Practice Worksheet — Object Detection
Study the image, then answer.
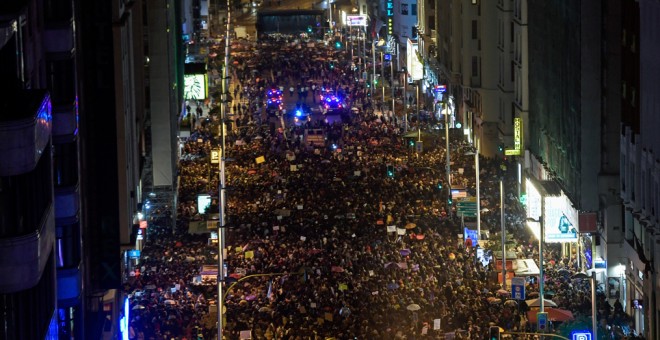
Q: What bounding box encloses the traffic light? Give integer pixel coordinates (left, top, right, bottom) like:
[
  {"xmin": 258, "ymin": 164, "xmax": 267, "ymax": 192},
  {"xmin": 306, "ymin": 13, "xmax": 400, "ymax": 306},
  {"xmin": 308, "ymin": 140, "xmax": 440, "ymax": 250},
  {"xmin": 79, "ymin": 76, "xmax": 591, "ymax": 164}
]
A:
[
  {"xmin": 408, "ymin": 139, "xmax": 415, "ymax": 147},
  {"xmin": 437, "ymin": 183, "xmax": 442, "ymax": 189},
  {"xmin": 334, "ymin": 40, "xmax": 342, "ymax": 49},
  {"xmin": 386, "ymin": 164, "xmax": 395, "ymax": 178},
  {"xmin": 498, "ymin": 144, "xmax": 504, "ymax": 153},
  {"xmin": 329, "ymin": 62, "xmax": 334, "ymax": 70},
  {"xmin": 307, "ymin": 25, "xmax": 313, "ymax": 33},
  {"xmin": 448, "ymin": 197, "xmax": 453, "ymax": 205},
  {"xmin": 489, "ymin": 326, "xmax": 501, "ymax": 340}
]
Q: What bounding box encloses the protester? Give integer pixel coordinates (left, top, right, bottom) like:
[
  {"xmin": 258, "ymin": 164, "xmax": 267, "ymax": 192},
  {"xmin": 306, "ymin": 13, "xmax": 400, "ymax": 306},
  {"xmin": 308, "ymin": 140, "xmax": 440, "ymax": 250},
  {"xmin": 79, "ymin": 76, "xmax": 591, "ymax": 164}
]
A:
[{"xmin": 124, "ymin": 33, "xmax": 639, "ymax": 340}]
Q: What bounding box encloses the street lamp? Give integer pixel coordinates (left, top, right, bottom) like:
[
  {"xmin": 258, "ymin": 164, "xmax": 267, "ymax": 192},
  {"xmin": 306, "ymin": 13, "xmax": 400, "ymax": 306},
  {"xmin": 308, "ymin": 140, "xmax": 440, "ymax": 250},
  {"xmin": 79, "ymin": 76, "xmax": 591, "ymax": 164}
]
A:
[
  {"xmin": 441, "ymin": 101, "xmax": 452, "ymax": 216},
  {"xmin": 217, "ymin": 1, "xmax": 232, "ymax": 339},
  {"xmin": 573, "ymin": 271, "xmax": 597, "ymax": 339}
]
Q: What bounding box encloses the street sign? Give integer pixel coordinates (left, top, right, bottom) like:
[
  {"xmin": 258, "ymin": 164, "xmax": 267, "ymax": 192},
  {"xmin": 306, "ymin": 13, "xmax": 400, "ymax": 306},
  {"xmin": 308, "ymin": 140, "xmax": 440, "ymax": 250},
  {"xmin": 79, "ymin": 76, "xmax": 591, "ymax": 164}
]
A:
[
  {"xmin": 537, "ymin": 312, "xmax": 548, "ymax": 331},
  {"xmin": 457, "ymin": 211, "xmax": 477, "ymax": 217},
  {"xmin": 415, "ymin": 141, "xmax": 423, "ymax": 153},
  {"xmin": 211, "ymin": 149, "xmax": 220, "ymax": 164},
  {"xmin": 511, "ymin": 277, "xmax": 525, "ymax": 300},
  {"xmin": 571, "ymin": 332, "xmax": 592, "ymax": 340},
  {"xmin": 457, "ymin": 197, "xmax": 477, "ymax": 217}
]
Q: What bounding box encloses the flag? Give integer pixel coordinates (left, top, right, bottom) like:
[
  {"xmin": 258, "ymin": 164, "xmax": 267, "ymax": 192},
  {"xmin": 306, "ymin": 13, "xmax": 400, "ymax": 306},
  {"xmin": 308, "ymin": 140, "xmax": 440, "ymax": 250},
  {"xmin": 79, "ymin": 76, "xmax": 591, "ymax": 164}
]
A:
[{"xmin": 256, "ymin": 156, "xmax": 265, "ymax": 164}]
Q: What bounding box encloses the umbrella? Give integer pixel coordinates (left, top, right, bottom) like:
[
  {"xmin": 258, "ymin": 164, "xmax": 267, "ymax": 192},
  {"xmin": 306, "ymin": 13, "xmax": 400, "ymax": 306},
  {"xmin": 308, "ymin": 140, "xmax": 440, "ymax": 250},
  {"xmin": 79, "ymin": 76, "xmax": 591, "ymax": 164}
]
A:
[
  {"xmin": 245, "ymin": 295, "xmax": 257, "ymax": 301},
  {"xmin": 387, "ymin": 282, "xmax": 400, "ymax": 290},
  {"xmin": 399, "ymin": 249, "xmax": 411, "ymax": 256},
  {"xmin": 132, "ymin": 305, "xmax": 146, "ymax": 310},
  {"xmin": 496, "ymin": 289, "xmax": 510, "ymax": 297},
  {"xmin": 527, "ymin": 291, "xmax": 540, "ymax": 298},
  {"xmin": 525, "ymin": 298, "xmax": 558, "ymax": 308},
  {"xmin": 527, "ymin": 308, "xmax": 574, "ymax": 322},
  {"xmin": 259, "ymin": 306, "xmax": 272, "ymax": 312},
  {"xmin": 487, "ymin": 297, "xmax": 502, "ymax": 304},
  {"xmin": 164, "ymin": 300, "xmax": 177, "ymax": 305},
  {"xmin": 504, "ymin": 300, "xmax": 518, "ymax": 307},
  {"xmin": 405, "ymin": 223, "xmax": 417, "ymax": 229},
  {"xmin": 331, "ymin": 266, "xmax": 345, "ymax": 273},
  {"xmin": 557, "ymin": 268, "xmax": 570, "ymax": 276},
  {"xmin": 406, "ymin": 303, "xmax": 421, "ymax": 311}
]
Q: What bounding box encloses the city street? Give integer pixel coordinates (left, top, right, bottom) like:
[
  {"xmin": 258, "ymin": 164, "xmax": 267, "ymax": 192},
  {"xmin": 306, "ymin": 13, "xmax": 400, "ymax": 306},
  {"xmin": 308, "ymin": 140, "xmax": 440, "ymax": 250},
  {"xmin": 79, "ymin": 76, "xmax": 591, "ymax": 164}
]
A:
[{"xmin": 125, "ymin": 25, "xmax": 602, "ymax": 340}]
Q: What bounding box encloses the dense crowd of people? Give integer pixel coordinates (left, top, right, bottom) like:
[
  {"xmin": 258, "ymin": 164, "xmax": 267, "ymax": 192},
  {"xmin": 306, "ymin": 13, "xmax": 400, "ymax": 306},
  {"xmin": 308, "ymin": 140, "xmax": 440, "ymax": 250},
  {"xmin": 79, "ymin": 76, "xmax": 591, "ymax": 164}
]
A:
[{"xmin": 124, "ymin": 33, "xmax": 642, "ymax": 340}]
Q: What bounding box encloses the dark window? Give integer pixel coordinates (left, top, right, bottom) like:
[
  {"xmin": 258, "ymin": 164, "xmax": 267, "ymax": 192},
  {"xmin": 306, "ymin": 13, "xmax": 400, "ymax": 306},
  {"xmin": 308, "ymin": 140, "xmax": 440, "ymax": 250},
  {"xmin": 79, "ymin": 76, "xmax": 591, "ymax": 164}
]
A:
[
  {"xmin": 411, "ymin": 4, "xmax": 417, "ymax": 14},
  {"xmin": 53, "ymin": 141, "xmax": 79, "ymax": 187},
  {"xmin": 472, "ymin": 20, "xmax": 478, "ymax": 39},
  {"xmin": 56, "ymin": 222, "xmax": 81, "ymax": 268},
  {"xmin": 401, "ymin": 4, "xmax": 409, "ymax": 15},
  {"xmin": 472, "ymin": 56, "xmax": 479, "ymax": 77}
]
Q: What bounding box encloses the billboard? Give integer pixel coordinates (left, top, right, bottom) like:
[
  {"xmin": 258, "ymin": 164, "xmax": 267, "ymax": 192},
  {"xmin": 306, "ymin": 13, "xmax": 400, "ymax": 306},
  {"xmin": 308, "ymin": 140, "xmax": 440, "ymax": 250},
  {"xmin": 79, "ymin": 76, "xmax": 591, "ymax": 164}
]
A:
[
  {"xmin": 184, "ymin": 73, "xmax": 208, "ymax": 100},
  {"xmin": 525, "ymin": 178, "xmax": 542, "ymax": 220},
  {"xmin": 525, "ymin": 178, "xmax": 578, "ymax": 243},
  {"xmin": 544, "ymin": 195, "xmax": 578, "ymax": 242},
  {"xmin": 346, "ymin": 15, "xmax": 367, "ymax": 26},
  {"xmin": 406, "ymin": 39, "xmax": 423, "ymax": 81}
]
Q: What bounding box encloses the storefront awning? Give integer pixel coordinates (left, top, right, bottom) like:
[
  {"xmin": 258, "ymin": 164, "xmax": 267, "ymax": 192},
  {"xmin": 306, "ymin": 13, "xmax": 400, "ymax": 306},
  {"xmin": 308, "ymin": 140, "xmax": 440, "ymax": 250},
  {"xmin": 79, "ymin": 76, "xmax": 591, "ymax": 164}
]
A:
[{"xmin": 515, "ymin": 259, "xmax": 540, "ymax": 276}]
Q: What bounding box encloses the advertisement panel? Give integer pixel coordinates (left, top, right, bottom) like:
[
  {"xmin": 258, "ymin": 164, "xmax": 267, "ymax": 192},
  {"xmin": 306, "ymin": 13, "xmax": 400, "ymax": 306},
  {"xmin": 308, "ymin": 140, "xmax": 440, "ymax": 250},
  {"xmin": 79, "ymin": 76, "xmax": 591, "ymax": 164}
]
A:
[
  {"xmin": 346, "ymin": 15, "xmax": 367, "ymax": 26},
  {"xmin": 406, "ymin": 39, "xmax": 423, "ymax": 81},
  {"xmin": 543, "ymin": 194, "xmax": 578, "ymax": 243},
  {"xmin": 184, "ymin": 73, "xmax": 208, "ymax": 100},
  {"xmin": 525, "ymin": 178, "xmax": 542, "ymax": 220}
]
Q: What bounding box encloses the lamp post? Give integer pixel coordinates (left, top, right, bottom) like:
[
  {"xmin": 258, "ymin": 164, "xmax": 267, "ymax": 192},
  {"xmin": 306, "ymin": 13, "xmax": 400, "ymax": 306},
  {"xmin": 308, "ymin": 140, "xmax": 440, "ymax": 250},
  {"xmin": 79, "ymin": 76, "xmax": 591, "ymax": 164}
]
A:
[
  {"xmin": 573, "ymin": 271, "xmax": 597, "ymax": 339},
  {"xmin": 500, "ymin": 179, "xmax": 505, "ymax": 289},
  {"xmin": 442, "ymin": 101, "xmax": 451, "ymax": 216},
  {"xmin": 381, "ymin": 51, "xmax": 385, "ymax": 103},
  {"xmin": 217, "ymin": 0, "xmax": 232, "ymax": 338},
  {"xmin": 390, "ymin": 49, "xmax": 395, "ymax": 121}
]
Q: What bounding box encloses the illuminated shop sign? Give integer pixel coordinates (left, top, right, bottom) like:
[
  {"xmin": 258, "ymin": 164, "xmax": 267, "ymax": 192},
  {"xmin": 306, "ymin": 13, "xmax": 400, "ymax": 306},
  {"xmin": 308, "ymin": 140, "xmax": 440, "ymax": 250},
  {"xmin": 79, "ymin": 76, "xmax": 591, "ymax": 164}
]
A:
[
  {"xmin": 387, "ymin": 0, "xmax": 394, "ymax": 35},
  {"xmin": 526, "ymin": 178, "xmax": 579, "ymax": 243},
  {"xmin": 346, "ymin": 15, "xmax": 367, "ymax": 26},
  {"xmin": 544, "ymin": 196, "xmax": 578, "ymax": 242},
  {"xmin": 505, "ymin": 117, "xmax": 523, "ymax": 156},
  {"xmin": 525, "ymin": 178, "xmax": 542, "ymax": 221}
]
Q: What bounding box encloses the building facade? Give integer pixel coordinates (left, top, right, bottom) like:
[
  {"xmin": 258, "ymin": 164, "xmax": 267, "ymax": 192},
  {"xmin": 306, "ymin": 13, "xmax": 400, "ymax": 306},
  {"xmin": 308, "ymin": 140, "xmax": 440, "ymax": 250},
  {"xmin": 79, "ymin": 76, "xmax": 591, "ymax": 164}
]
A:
[
  {"xmin": 0, "ymin": 0, "xmax": 178, "ymax": 338},
  {"xmin": 620, "ymin": 0, "xmax": 660, "ymax": 338}
]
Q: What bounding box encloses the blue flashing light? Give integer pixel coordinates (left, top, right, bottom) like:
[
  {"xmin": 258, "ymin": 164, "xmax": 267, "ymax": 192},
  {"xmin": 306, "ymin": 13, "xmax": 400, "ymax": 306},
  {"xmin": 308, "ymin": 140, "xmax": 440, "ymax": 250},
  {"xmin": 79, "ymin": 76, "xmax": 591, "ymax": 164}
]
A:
[
  {"xmin": 332, "ymin": 144, "xmax": 337, "ymax": 150},
  {"xmin": 296, "ymin": 110, "xmax": 302, "ymax": 117}
]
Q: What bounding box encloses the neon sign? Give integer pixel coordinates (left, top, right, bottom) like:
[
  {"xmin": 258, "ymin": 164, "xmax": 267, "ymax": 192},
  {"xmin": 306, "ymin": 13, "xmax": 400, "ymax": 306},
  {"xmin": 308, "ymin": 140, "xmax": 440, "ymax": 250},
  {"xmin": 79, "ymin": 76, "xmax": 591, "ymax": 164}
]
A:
[{"xmin": 387, "ymin": 0, "xmax": 394, "ymax": 35}]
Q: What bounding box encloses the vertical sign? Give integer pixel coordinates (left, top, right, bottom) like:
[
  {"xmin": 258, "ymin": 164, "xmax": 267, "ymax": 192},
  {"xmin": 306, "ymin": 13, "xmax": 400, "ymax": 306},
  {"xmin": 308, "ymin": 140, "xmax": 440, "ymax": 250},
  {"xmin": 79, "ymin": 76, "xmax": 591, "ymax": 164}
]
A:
[
  {"xmin": 511, "ymin": 277, "xmax": 526, "ymax": 300},
  {"xmin": 505, "ymin": 117, "xmax": 523, "ymax": 155},
  {"xmin": 387, "ymin": 0, "xmax": 394, "ymax": 35},
  {"xmin": 514, "ymin": 117, "xmax": 522, "ymax": 151}
]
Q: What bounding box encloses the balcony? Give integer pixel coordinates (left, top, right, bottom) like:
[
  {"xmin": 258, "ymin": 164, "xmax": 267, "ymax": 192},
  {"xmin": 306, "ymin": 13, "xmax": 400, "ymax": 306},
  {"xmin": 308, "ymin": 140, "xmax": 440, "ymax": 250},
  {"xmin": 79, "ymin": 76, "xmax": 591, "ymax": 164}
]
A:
[
  {"xmin": 52, "ymin": 103, "xmax": 78, "ymax": 138},
  {"xmin": 55, "ymin": 184, "xmax": 80, "ymax": 219},
  {"xmin": 0, "ymin": 204, "xmax": 55, "ymax": 294},
  {"xmin": 57, "ymin": 264, "xmax": 82, "ymax": 307},
  {"xmin": 0, "ymin": 91, "xmax": 51, "ymax": 177},
  {"xmin": 43, "ymin": 20, "xmax": 74, "ymax": 55}
]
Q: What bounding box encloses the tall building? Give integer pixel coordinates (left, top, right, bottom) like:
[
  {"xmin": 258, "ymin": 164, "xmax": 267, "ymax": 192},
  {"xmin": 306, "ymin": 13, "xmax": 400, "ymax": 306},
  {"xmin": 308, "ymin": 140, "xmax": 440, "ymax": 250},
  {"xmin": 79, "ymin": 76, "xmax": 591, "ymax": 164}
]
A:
[
  {"xmin": 620, "ymin": 0, "xmax": 659, "ymax": 338},
  {"xmin": 2, "ymin": 0, "xmax": 183, "ymax": 338},
  {"xmin": 0, "ymin": 89, "xmax": 58, "ymax": 339}
]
